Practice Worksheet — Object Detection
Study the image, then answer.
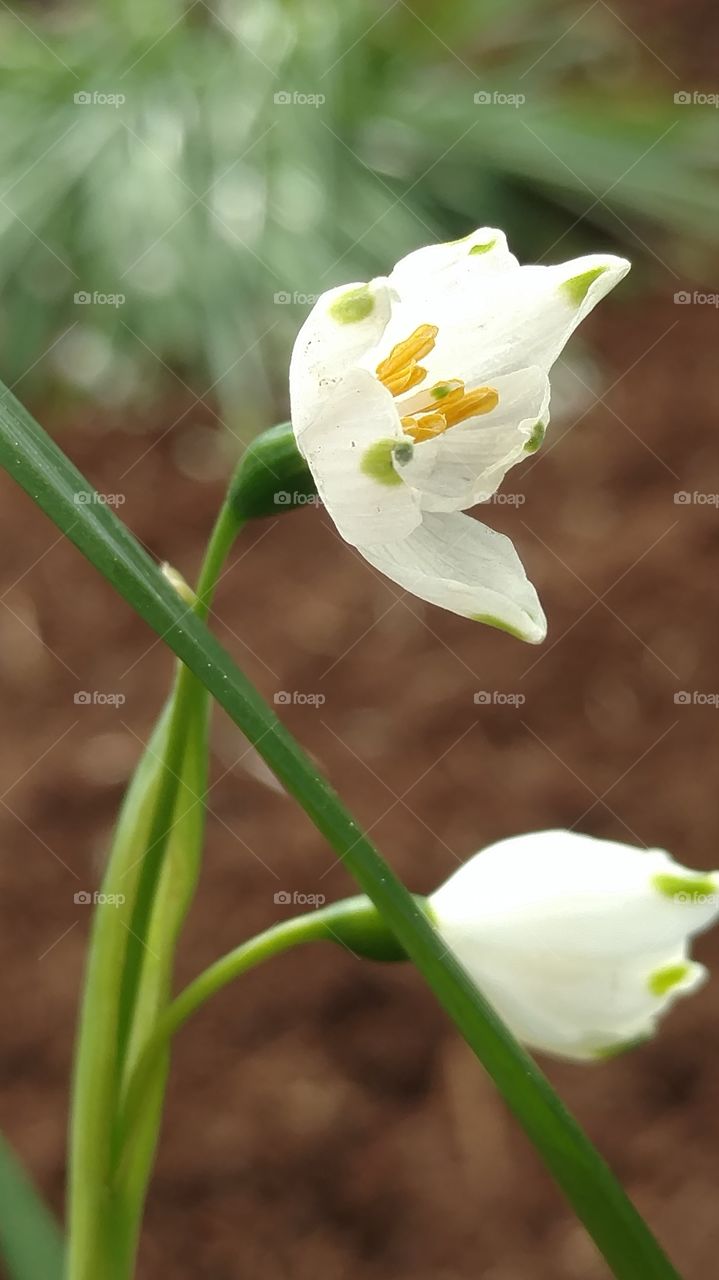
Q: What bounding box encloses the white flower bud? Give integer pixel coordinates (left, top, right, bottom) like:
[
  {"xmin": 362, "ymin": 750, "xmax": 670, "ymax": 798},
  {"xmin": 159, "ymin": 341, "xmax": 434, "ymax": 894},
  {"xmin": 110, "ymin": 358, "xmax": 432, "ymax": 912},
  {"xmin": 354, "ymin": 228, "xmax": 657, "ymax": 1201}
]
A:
[{"xmin": 429, "ymin": 830, "xmax": 719, "ymax": 1062}]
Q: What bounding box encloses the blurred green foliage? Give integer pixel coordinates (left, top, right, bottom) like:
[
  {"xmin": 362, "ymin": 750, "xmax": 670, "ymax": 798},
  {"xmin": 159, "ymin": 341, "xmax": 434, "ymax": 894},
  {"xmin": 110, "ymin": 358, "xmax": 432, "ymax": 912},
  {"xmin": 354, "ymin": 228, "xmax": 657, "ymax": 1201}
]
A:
[{"xmin": 0, "ymin": 0, "xmax": 716, "ymax": 428}]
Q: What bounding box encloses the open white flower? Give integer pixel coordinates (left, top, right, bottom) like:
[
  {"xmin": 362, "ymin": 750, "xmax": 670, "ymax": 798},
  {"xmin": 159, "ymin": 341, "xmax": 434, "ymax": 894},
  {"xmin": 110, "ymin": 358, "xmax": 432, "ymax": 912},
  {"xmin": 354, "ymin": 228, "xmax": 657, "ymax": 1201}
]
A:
[
  {"xmin": 429, "ymin": 829, "xmax": 719, "ymax": 1062},
  {"xmin": 290, "ymin": 229, "xmax": 630, "ymax": 643}
]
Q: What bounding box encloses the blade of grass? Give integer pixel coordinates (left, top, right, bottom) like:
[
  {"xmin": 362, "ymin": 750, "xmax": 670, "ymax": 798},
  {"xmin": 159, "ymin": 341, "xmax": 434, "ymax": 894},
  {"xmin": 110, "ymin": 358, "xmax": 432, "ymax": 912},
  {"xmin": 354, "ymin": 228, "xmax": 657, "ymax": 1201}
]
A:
[
  {"xmin": 0, "ymin": 1134, "xmax": 64, "ymax": 1280},
  {"xmin": 0, "ymin": 382, "xmax": 682, "ymax": 1280}
]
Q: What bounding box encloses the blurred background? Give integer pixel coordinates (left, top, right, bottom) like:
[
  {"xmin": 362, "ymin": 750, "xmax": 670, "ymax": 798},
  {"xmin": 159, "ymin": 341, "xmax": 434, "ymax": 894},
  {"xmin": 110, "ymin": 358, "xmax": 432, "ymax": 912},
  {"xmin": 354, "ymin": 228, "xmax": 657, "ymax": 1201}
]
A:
[{"xmin": 1, "ymin": 0, "xmax": 718, "ymax": 1276}]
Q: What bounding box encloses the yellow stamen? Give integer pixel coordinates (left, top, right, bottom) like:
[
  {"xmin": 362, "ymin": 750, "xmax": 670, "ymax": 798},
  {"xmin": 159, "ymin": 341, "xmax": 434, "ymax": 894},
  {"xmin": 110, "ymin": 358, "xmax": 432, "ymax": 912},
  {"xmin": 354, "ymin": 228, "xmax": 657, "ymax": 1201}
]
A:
[
  {"xmin": 442, "ymin": 385, "xmax": 499, "ymax": 426},
  {"xmin": 382, "ymin": 361, "xmax": 427, "ymax": 397},
  {"xmin": 375, "ymin": 322, "xmax": 498, "ymax": 444},
  {"xmin": 401, "ymin": 411, "xmax": 448, "ymax": 443},
  {"xmin": 376, "ymin": 324, "xmax": 438, "ymax": 389},
  {"xmin": 402, "ymin": 386, "xmax": 498, "ymax": 443}
]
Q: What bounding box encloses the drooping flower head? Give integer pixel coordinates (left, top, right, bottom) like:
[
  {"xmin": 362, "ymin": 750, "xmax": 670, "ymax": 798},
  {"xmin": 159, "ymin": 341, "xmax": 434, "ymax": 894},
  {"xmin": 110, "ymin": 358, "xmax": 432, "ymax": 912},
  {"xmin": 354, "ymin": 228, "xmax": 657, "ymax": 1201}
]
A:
[
  {"xmin": 430, "ymin": 829, "xmax": 719, "ymax": 1061},
  {"xmin": 290, "ymin": 230, "xmax": 630, "ymax": 643}
]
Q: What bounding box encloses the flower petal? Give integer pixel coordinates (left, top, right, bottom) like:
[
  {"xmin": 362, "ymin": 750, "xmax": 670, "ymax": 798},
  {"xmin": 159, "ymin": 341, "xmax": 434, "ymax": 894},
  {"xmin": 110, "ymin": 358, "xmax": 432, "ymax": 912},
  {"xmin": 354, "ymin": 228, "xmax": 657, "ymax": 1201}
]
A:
[
  {"xmin": 290, "ymin": 278, "xmax": 393, "ymax": 437},
  {"xmin": 378, "ymin": 251, "xmax": 630, "ymax": 390},
  {"xmin": 431, "ymin": 830, "xmax": 719, "ymax": 959},
  {"xmin": 396, "ymin": 366, "xmax": 551, "ymax": 512},
  {"xmin": 294, "ymin": 368, "xmax": 422, "ymax": 547},
  {"xmin": 448, "ymin": 947, "xmax": 707, "ymax": 1062},
  {"xmin": 359, "ymin": 511, "xmax": 546, "ymax": 642},
  {"xmin": 388, "ymin": 226, "xmax": 518, "ymax": 308}
]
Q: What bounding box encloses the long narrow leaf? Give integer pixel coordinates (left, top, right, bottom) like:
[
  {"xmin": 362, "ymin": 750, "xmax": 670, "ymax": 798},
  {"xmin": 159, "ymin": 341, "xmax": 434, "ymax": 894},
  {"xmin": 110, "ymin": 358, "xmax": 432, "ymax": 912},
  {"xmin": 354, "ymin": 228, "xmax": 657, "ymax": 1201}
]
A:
[
  {"xmin": 0, "ymin": 1134, "xmax": 64, "ymax": 1280},
  {"xmin": 0, "ymin": 383, "xmax": 681, "ymax": 1280}
]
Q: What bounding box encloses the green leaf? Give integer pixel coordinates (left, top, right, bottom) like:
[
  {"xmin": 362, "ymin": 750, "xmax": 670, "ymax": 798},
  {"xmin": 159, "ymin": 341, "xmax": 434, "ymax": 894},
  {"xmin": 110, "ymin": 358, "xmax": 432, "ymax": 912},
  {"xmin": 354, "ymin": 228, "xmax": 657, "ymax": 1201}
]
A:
[
  {"xmin": 0, "ymin": 1134, "xmax": 64, "ymax": 1280},
  {"xmin": 0, "ymin": 383, "xmax": 682, "ymax": 1280}
]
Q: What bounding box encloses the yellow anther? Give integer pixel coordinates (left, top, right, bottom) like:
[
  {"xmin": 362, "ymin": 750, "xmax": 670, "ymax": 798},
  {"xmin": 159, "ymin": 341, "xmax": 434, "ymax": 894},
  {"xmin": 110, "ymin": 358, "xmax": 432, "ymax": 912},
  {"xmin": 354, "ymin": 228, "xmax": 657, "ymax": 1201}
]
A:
[
  {"xmin": 401, "ymin": 411, "xmax": 448, "ymax": 443},
  {"xmin": 402, "ymin": 386, "xmax": 498, "ymax": 443},
  {"xmin": 442, "ymin": 386, "xmax": 498, "ymax": 426},
  {"xmin": 382, "ymin": 361, "xmax": 428, "ymax": 397},
  {"xmin": 376, "ymin": 324, "xmax": 438, "ymax": 390},
  {"xmin": 375, "ymin": 322, "xmax": 498, "ymax": 443}
]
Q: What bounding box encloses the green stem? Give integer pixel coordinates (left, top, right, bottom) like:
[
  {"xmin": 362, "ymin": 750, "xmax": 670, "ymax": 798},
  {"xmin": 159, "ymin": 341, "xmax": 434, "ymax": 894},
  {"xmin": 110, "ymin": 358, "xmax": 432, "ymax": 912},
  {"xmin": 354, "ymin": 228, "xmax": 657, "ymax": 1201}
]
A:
[
  {"xmin": 193, "ymin": 498, "xmax": 244, "ymax": 624},
  {"xmin": 121, "ymin": 913, "xmax": 328, "ymax": 1159},
  {"xmin": 117, "ymin": 894, "xmax": 409, "ymax": 1161},
  {"xmin": 67, "ymin": 498, "xmax": 242, "ymax": 1280},
  {"xmin": 114, "ymin": 500, "xmax": 243, "ymax": 1072}
]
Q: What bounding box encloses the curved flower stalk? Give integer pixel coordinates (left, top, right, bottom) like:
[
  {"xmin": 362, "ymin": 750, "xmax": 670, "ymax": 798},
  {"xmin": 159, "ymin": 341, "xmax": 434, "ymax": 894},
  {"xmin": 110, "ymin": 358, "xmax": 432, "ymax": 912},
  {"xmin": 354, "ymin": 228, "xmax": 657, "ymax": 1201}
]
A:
[
  {"xmin": 290, "ymin": 229, "xmax": 630, "ymax": 643},
  {"xmin": 430, "ymin": 830, "xmax": 719, "ymax": 1062}
]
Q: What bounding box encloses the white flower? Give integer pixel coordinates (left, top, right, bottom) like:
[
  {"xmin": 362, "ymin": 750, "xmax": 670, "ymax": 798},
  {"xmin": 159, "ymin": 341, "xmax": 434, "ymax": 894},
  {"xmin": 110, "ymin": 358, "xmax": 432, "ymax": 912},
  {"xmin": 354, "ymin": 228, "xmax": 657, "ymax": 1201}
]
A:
[
  {"xmin": 429, "ymin": 829, "xmax": 719, "ymax": 1062},
  {"xmin": 289, "ymin": 229, "xmax": 630, "ymax": 643}
]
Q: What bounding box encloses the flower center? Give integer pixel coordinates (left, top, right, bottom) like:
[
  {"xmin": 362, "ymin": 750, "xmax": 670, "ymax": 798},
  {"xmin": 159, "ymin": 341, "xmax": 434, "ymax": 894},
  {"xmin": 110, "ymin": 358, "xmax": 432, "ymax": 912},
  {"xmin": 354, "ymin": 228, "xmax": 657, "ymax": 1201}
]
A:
[{"xmin": 375, "ymin": 324, "xmax": 498, "ymax": 444}]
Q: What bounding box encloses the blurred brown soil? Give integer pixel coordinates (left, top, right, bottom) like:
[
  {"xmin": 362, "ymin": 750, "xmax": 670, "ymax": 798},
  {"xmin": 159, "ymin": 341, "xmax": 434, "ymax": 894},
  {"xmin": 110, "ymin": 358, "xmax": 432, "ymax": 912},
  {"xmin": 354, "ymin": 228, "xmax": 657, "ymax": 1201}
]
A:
[{"xmin": 1, "ymin": 291, "xmax": 719, "ymax": 1280}]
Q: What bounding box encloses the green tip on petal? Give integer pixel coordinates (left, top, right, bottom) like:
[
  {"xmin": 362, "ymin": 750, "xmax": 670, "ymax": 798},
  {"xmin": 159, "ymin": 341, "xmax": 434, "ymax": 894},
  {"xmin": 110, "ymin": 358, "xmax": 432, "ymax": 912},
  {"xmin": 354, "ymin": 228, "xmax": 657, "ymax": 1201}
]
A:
[
  {"xmin": 648, "ymin": 963, "xmax": 690, "ymax": 997},
  {"xmin": 652, "ymin": 873, "xmax": 717, "ymax": 903},
  {"xmin": 468, "ymin": 239, "xmax": 496, "ymax": 256},
  {"xmin": 360, "ymin": 439, "xmax": 405, "ymax": 486},
  {"xmin": 470, "ymin": 613, "xmax": 529, "ymax": 642},
  {"xmin": 593, "ymin": 1035, "xmax": 650, "ymax": 1062},
  {"xmin": 524, "ymin": 421, "xmax": 546, "ymax": 453},
  {"xmin": 431, "ymin": 383, "xmax": 453, "ymax": 400},
  {"xmin": 561, "ymin": 265, "xmax": 608, "ymax": 307},
  {"xmin": 329, "ymin": 284, "xmax": 375, "ymax": 324}
]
